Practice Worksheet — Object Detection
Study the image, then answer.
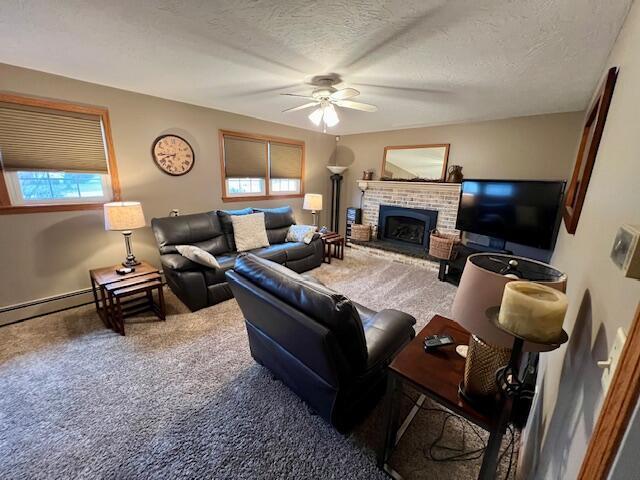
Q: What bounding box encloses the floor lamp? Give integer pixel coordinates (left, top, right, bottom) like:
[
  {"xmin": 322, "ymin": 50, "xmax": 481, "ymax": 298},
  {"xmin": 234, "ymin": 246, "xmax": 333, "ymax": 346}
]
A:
[{"xmin": 327, "ymin": 166, "xmax": 347, "ymax": 232}]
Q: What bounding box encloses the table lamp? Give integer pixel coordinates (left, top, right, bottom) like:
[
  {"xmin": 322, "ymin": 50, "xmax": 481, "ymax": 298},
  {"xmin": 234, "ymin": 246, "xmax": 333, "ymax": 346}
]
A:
[
  {"xmin": 303, "ymin": 193, "xmax": 323, "ymax": 226},
  {"xmin": 104, "ymin": 201, "xmax": 145, "ymax": 267},
  {"xmin": 451, "ymin": 253, "xmax": 566, "ymax": 403}
]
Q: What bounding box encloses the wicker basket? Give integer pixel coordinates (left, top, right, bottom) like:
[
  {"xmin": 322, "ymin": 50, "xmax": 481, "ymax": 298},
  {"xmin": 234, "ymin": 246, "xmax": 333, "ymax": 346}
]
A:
[
  {"xmin": 429, "ymin": 230, "xmax": 461, "ymax": 260},
  {"xmin": 351, "ymin": 224, "xmax": 371, "ymax": 242}
]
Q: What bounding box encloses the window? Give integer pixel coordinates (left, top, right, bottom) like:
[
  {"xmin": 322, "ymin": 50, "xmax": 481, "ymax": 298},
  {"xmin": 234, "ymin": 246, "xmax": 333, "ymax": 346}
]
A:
[
  {"xmin": 220, "ymin": 130, "xmax": 304, "ymax": 201},
  {"xmin": 270, "ymin": 178, "xmax": 301, "ymax": 194},
  {"xmin": 0, "ymin": 93, "xmax": 120, "ymax": 214},
  {"xmin": 226, "ymin": 177, "xmax": 265, "ymax": 196},
  {"xmin": 5, "ymin": 171, "xmax": 111, "ymax": 205}
]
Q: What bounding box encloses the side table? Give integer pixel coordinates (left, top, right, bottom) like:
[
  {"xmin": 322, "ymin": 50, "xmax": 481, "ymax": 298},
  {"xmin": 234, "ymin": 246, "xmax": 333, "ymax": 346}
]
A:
[
  {"xmin": 320, "ymin": 232, "xmax": 345, "ymax": 264},
  {"xmin": 89, "ymin": 261, "xmax": 166, "ymax": 335},
  {"xmin": 378, "ymin": 315, "xmax": 508, "ymax": 480}
]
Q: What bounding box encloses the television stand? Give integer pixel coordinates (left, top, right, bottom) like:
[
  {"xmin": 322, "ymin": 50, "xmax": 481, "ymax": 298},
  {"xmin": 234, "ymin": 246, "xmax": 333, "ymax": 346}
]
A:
[{"xmin": 438, "ymin": 243, "xmax": 512, "ymax": 285}]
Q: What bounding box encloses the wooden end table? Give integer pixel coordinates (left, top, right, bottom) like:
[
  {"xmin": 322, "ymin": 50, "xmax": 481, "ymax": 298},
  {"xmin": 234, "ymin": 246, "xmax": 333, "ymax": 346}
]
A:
[
  {"xmin": 378, "ymin": 315, "xmax": 508, "ymax": 480},
  {"xmin": 321, "ymin": 232, "xmax": 345, "ymax": 264},
  {"xmin": 89, "ymin": 261, "xmax": 166, "ymax": 336}
]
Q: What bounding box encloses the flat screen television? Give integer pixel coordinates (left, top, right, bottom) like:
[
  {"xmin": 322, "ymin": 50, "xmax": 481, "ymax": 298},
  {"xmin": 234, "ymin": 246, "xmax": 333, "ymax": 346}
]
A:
[{"xmin": 456, "ymin": 180, "xmax": 565, "ymax": 250}]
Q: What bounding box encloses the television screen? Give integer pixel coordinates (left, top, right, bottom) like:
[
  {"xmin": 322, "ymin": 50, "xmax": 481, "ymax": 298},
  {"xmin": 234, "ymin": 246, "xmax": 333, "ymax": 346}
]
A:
[{"xmin": 456, "ymin": 180, "xmax": 565, "ymax": 249}]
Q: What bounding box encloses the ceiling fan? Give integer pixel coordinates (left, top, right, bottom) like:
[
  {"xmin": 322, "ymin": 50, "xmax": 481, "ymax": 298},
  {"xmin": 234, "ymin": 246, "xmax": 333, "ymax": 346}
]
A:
[{"xmin": 281, "ymin": 75, "xmax": 377, "ymax": 131}]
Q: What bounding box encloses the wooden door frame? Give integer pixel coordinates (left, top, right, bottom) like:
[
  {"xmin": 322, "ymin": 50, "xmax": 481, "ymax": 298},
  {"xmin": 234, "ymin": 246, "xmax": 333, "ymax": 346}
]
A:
[{"xmin": 578, "ymin": 303, "xmax": 640, "ymax": 479}]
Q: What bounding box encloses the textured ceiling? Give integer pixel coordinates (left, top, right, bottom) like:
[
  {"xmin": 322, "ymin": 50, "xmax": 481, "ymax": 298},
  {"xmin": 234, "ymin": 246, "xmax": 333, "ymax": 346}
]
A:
[{"xmin": 0, "ymin": 0, "xmax": 632, "ymax": 134}]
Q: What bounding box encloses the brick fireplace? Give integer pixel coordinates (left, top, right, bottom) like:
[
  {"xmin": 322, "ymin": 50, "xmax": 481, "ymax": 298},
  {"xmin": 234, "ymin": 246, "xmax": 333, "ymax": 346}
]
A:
[
  {"xmin": 352, "ymin": 180, "xmax": 461, "ymax": 267},
  {"xmin": 358, "ymin": 180, "xmax": 461, "ymax": 236}
]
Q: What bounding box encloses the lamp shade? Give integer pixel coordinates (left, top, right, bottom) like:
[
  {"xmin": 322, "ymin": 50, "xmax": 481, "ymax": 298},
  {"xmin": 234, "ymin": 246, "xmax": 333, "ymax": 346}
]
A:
[
  {"xmin": 303, "ymin": 193, "xmax": 323, "ymax": 211},
  {"xmin": 451, "ymin": 253, "xmax": 566, "ymax": 352},
  {"xmin": 104, "ymin": 202, "xmax": 145, "ymax": 231}
]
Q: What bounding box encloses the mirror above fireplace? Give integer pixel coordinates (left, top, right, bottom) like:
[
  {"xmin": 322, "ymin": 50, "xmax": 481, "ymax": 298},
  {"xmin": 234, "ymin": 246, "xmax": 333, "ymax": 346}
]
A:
[{"xmin": 381, "ymin": 144, "xmax": 450, "ymax": 182}]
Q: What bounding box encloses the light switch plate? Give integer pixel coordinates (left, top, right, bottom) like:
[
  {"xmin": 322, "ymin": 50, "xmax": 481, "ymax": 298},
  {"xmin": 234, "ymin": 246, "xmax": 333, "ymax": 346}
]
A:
[{"xmin": 601, "ymin": 327, "xmax": 627, "ymax": 391}]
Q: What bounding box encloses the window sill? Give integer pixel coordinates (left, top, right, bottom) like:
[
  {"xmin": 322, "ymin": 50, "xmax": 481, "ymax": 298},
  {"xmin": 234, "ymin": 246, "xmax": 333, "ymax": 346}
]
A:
[
  {"xmin": 0, "ymin": 202, "xmax": 105, "ymax": 214},
  {"xmin": 222, "ymin": 193, "xmax": 304, "ymax": 203}
]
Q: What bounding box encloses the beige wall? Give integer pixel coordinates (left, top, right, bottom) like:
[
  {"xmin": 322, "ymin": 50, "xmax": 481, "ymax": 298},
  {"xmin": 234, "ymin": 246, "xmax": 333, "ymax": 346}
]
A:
[
  {"xmin": 336, "ymin": 112, "xmax": 584, "ymax": 233},
  {"xmin": 521, "ymin": 3, "xmax": 640, "ymax": 478},
  {"xmin": 0, "ymin": 63, "xmax": 335, "ymax": 311}
]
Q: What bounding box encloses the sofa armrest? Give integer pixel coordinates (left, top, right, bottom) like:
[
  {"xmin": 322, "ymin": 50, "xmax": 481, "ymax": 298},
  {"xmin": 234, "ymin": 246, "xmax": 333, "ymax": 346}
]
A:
[
  {"xmin": 301, "ymin": 273, "xmax": 324, "ymax": 285},
  {"xmin": 160, "ymin": 253, "xmax": 199, "ymax": 272},
  {"xmin": 364, "ymin": 309, "xmax": 416, "ymax": 371}
]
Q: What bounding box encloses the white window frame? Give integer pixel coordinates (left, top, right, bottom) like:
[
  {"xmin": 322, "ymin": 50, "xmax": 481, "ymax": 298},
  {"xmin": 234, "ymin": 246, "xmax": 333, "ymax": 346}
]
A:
[
  {"xmin": 225, "ymin": 177, "xmax": 266, "ymax": 197},
  {"xmin": 270, "ymin": 178, "xmax": 301, "ymax": 195},
  {"xmin": 5, "ymin": 170, "xmax": 112, "ymax": 205}
]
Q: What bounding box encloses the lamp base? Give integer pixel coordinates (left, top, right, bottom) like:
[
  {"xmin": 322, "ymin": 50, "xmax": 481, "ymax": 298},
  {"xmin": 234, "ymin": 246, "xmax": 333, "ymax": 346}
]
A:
[
  {"xmin": 460, "ymin": 335, "xmax": 511, "ymax": 404},
  {"xmin": 121, "ymin": 231, "xmax": 141, "ymax": 268}
]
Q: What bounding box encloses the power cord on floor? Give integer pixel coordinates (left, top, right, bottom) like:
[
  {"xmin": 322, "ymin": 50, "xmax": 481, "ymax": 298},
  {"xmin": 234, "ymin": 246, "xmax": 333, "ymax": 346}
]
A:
[{"xmin": 401, "ymin": 391, "xmax": 517, "ymax": 479}]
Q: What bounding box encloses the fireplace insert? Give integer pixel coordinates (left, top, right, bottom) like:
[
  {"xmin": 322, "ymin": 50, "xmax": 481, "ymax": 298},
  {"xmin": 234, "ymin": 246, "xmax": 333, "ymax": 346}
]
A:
[{"xmin": 378, "ymin": 205, "xmax": 438, "ymax": 251}]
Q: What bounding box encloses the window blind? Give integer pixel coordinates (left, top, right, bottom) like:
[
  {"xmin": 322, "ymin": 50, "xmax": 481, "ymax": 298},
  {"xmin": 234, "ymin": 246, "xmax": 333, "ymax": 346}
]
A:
[
  {"xmin": 270, "ymin": 142, "xmax": 302, "ymax": 179},
  {"xmin": 0, "ymin": 106, "xmax": 108, "ymax": 173},
  {"xmin": 223, "ymin": 135, "xmax": 267, "ymax": 178}
]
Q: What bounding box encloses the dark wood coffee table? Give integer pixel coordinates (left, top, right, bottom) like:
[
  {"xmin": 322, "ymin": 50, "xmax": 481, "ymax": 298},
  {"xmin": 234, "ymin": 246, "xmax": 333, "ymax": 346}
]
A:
[{"xmin": 378, "ymin": 315, "xmax": 507, "ymax": 480}]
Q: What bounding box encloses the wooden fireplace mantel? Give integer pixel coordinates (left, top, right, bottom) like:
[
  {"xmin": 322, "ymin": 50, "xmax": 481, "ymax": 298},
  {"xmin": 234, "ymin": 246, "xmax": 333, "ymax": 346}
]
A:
[{"xmin": 357, "ymin": 180, "xmax": 462, "ymax": 191}]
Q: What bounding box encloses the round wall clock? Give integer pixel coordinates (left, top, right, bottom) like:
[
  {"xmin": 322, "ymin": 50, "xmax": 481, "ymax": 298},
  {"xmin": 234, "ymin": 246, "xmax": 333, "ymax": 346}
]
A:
[{"xmin": 151, "ymin": 134, "xmax": 195, "ymax": 176}]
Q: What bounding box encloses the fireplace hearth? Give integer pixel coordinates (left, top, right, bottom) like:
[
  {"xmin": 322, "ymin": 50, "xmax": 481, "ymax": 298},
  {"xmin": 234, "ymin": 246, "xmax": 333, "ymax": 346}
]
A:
[{"xmin": 377, "ymin": 205, "xmax": 438, "ymax": 252}]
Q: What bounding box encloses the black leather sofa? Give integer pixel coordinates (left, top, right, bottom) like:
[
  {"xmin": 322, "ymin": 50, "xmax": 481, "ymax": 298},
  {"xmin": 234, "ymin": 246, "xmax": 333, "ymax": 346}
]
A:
[
  {"xmin": 151, "ymin": 206, "xmax": 323, "ymax": 311},
  {"xmin": 226, "ymin": 253, "xmax": 417, "ymax": 431}
]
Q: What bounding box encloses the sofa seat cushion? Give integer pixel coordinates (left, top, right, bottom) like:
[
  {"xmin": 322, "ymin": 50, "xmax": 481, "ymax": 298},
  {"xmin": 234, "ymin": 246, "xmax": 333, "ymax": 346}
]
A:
[
  {"xmin": 281, "ymin": 241, "xmax": 316, "ymax": 262},
  {"xmin": 203, "ymin": 253, "xmax": 237, "ymax": 285},
  {"xmin": 247, "ymin": 244, "xmax": 288, "ymax": 264}
]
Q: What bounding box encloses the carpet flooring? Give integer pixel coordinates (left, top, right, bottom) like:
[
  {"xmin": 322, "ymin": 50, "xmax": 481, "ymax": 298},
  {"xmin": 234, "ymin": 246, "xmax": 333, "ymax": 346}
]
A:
[{"xmin": 0, "ymin": 251, "xmax": 517, "ymax": 479}]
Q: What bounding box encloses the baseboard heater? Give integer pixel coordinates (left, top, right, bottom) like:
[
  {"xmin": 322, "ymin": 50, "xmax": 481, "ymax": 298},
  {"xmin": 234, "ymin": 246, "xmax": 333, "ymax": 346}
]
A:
[
  {"xmin": 0, "ymin": 288, "xmax": 95, "ymax": 327},
  {"xmin": 0, "ymin": 272, "xmax": 166, "ymax": 327}
]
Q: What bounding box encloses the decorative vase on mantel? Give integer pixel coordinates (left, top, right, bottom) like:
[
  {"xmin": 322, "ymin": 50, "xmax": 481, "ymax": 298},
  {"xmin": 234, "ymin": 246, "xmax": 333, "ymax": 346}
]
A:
[
  {"xmin": 447, "ymin": 165, "xmax": 463, "ymax": 183},
  {"xmin": 362, "ymin": 170, "xmax": 374, "ymax": 181}
]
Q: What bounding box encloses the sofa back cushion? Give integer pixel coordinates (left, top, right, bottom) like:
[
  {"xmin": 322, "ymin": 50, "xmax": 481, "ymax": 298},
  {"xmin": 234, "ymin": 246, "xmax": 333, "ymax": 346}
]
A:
[
  {"xmin": 151, "ymin": 212, "xmax": 229, "ymax": 255},
  {"xmin": 232, "ymin": 253, "xmax": 368, "ymax": 371},
  {"xmin": 254, "ymin": 206, "xmax": 296, "ymax": 244},
  {"xmin": 217, "ymin": 208, "xmax": 254, "ymax": 251}
]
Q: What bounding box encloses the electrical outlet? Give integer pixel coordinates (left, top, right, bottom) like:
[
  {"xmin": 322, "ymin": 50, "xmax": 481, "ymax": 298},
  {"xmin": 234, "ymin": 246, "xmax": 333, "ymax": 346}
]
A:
[{"xmin": 600, "ymin": 327, "xmax": 627, "ymax": 391}]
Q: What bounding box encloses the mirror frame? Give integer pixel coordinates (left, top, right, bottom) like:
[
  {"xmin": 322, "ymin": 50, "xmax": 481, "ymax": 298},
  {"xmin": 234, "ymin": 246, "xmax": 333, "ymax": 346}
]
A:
[
  {"xmin": 381, "ymin": 143, "xmax": 450, "ymax": 182},
  {"xmin": 563, "ymin": 66, "xmax": 617, "ymax": 234}
]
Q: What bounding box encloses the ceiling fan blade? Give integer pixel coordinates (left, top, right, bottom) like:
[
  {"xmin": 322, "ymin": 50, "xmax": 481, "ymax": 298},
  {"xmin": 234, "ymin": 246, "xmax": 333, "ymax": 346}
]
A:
[
  {"xmin": 282, "ymin": 102, "xmax": 319, "ymax": 113},
  {"xmin": 330, "ymin": 88, "xmax": 360, "ymax": 101},
  {"xmin": 280, "ymin": 93, "xmax": 315, "ymax": 99},
  {"xmin": 334, "ymin": 100, "xmax": 378, "ymax": 112}
]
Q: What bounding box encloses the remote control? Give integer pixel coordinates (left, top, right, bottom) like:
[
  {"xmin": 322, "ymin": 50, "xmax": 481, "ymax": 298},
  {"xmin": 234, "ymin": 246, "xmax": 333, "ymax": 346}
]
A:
[{"xmin": 423, "ymin": 334, "xmax": 455, "ymax": 352}]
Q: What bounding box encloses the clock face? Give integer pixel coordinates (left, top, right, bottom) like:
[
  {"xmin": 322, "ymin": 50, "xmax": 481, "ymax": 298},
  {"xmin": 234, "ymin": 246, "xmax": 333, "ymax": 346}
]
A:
[{"xmin": 152, "ymin": 135, "xmax": 195, "ymax": 176}]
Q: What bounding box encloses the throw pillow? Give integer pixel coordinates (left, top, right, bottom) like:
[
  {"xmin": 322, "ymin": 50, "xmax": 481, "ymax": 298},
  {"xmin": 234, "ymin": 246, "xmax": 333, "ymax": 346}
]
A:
[
  {"xmin": 286, "ymin": 224, "xmax": 317, "ymax": 245},
  {"xmin": 175, "ymin": 245, "xmax": 220, "ymax": 268},
  {"xmin": 231, "ymin": 212, "xmax": 270, "ymax": 252}
]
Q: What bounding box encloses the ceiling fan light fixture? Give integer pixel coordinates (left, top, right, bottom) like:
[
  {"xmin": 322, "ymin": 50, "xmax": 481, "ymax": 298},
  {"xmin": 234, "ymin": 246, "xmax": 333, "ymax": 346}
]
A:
[
  {"xmin": 309, "ymin": 107, "xmax": 323, "ymax": 126},
  {"xmin": 323, "ymin": 104, "xmax": 339, "ymax": 127}
]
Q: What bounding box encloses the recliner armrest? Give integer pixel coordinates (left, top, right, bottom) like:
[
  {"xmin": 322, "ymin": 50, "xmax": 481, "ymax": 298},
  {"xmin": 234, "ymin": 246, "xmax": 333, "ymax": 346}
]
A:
[
  {"xmin": 160, "ymin": 253, "xmax": 200, "ymax": 271},
  {"xmin": 364, "ymin": 309, "xmax": 416, "ymax": 371}
]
